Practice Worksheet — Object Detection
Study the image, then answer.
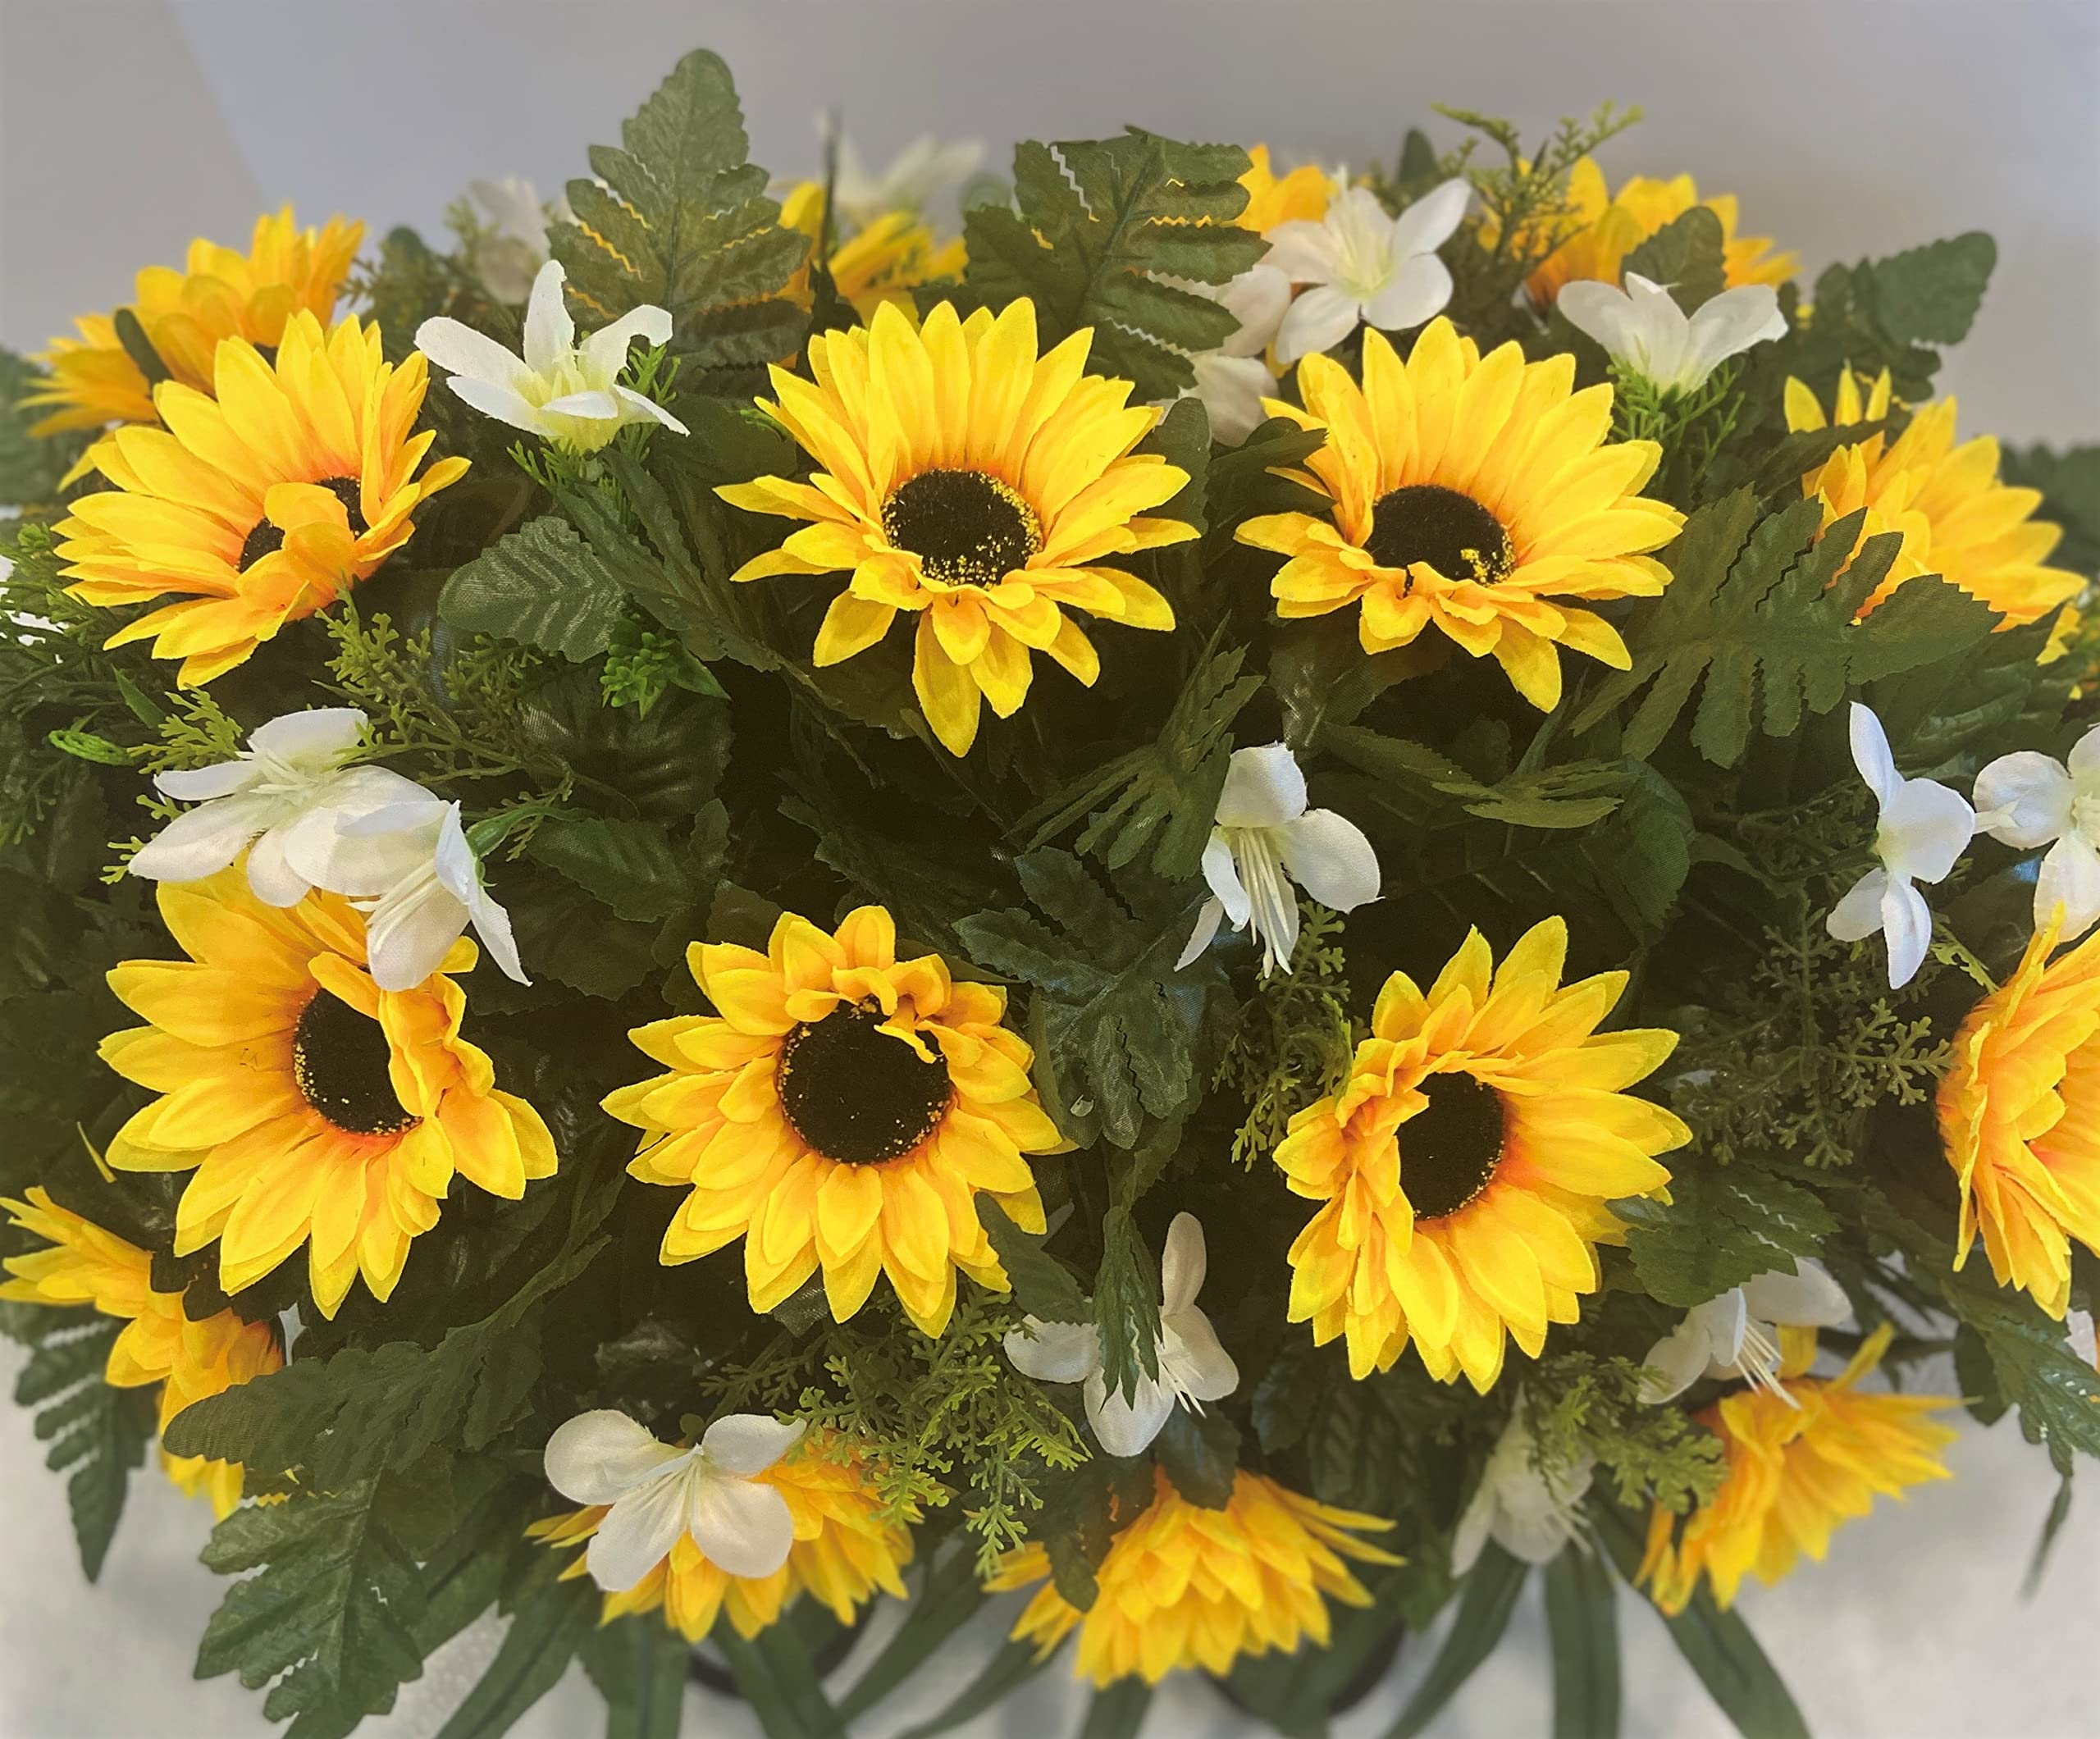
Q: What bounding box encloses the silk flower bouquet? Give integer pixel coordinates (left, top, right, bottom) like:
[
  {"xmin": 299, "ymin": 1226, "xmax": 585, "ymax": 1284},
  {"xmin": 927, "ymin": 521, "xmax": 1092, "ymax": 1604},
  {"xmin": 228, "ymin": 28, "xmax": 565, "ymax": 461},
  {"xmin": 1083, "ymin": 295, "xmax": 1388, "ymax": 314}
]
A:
[{"xmin": 2, "ymin": 42, "xmax": 2098, "ymax": 1739}]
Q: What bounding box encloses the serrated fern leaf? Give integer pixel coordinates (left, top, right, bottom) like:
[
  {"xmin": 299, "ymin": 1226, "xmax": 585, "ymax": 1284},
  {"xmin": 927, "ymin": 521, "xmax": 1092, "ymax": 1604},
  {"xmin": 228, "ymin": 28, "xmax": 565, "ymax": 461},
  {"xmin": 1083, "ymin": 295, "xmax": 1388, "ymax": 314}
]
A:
[{"xmin": 14, "ymin": 1312, "xmax": 152, "ymax": 1581}]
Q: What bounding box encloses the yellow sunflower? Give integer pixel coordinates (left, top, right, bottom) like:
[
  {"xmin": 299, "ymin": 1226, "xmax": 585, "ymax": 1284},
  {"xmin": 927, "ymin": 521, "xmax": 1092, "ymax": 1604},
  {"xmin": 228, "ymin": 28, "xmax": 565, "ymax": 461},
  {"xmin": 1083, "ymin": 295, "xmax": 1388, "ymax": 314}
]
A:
[
  {"xmin": 1786, "ymin": 367, "xmax": 2082, "ymax": 631},
  {"xmin": 718, "ymin": 299, "xmax": 1191, "ymax": 755},
  {"xmin": 24, "ymin": 208, "xmax": 365, "ymax": 436},
  {"xmin": 1639, "ymin": 1325, "xmax": 1956, "ymax": 1615},
  {"xmin": 54, "ymin": 311, "xmax": 468, "ymax": 686},
  {"xmin": 1236, "ymin": 319, "xmax": 1685, "ymax": 710},
  {"xmin": 987, "ymin": 1467, "xmax": 1399, "ymax": 1686},
  {"xmin": 530, "ymin": 1428, "xmax": 914, "ymax": 1641},
  {"xmin": 1938, "ymin": 915, "xmax": 2100, "ymax": 1317},
  {"xmin": 780, "ymin": 182, "xmax": 966, "ymax": 322},
  {"xmin": 2, "ymin": 1186, "xmax": 281, "ymax": 1517},
  {"xmin": 603, "ymin": 903, "xmax": 1063, "ymax": 1336},
  {"xmin": 98, "ymin": 866, "xmax": 555, "ymax": 1317},
  {"xmin": 1488, "ymin": 158, "xmax": 1798, "ymax": 308},
  {"xmin": 1239, "ymin": 144, "xmax": 1335, "ymax": 233},
  {"xmin": 1274, "ymin": 917, "xmax": 1688, "ymax": 1390}
]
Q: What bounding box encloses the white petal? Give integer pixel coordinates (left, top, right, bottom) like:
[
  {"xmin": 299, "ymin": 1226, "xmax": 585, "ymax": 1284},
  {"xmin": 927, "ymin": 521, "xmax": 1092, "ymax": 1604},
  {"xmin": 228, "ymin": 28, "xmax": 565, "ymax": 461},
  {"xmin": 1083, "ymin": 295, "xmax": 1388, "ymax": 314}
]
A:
[
  {"xmin": 1879, "ymin": 778, "xmax": 1974, "ymax": 883},
  {"xmin": 413, "ymin": 317, "xmax": 531, "ymax": 391},
  {"xmin": 610, "ymin": 385, "xmax": 688, "ymax": 435},
  {"xmin": 1974, "ymin": 751, "xmax": 2074, "ymax": 847},
  {"xmin": 1390, "ymin": 177, "xmax": 1471, "ymax": 257},
  {"xmin": 686, "ymin": 1473, "xmax": 797, "ymax": 1579},
  {"xmin": 1189, "ymin": 353, "xmax": 1275, "ymax": 445},
  {"xmin": 1004, "ymin": 1317, "xmax": 1102, "ymax": 1384},
  {"xmin": 1881, "ymin": 875, "xmax": 1933, "ymax": 989},
  {"xmin": 1219, "ymin": 265, "xmax": 1291, "ymax": 358},
  {"xmin": 699, "ymin": 1413, "xmax": 806, "ymax": 1477},
  {"xmin": 1201, "ymin": 835, "xmax": 1253, "ymax": 929},
  {"xmin": 587, "ymin": 1463, "xmax": 693, "ymax": 1592},
  {"xmin": 1849, "ymin": 702, "xmax": 1901, "ymax": 808},
  {"xmin": 1826, "ymin": 867, "xmax": 1891, "ymax": 942},
  {"xmin": 1618, "ymin": 276, "xmax": 1694, "ymax": 388},
  {"xmin": 1638, "ymin": 1321, "xmax": 1714, "ymax": 1404},
  {"xmin": 1216, "ymin": 743, "xmax": 1308, "ymax": 828},
  {"xmin": 153, "ymin": 760, "xmax": 260, "ymax": 801},
  {"xmin": 545, "ymin": 1409, "xmax": 684, "ymax": 1505},
  {"xmin": 1494, "ymin": 1503, "xmax": 1580, "ymax": 1567},
  {"xmin": 1693, "ymin": 1290, "xmax": 1749, "ymax": 1365},
  {"xmin": 2037, "ymin": 833, "xmax": 2100, "ymax": 939},
  {"xmin": 288, "ymin": 801, "xmax": 445, "ymax": 901},
  {"xmin": 1279, "ymin": 809, "xmax": 1382, "ymax": 911},
  {"xmin": 469, "ymin": 883, "xmax": 531, "ymax": 985},
  {"xmin": 1159, "ymin": 1212, "xmax": 1206, "ymax": 1314},
  {"xmin": 1742, "ymin": 1259, "xmax": 1851, "ymax": 1330},
  {"xmin": 244, "ymin": 828, "xmax": 313, "ymax": 907},
  {"xmin": 582, "ymin": 306, "xmax": 675, "ymax": 381},
  {"xmin": 2070, "ymin": 725, "xmax": 2100, "ymax": 784},
  {"xmin": 1362, "ymin": 253, "xmax": 1454, "ymax": 333},
  {"xmin": 1084, "ymin": 1369, "xmax": 1178, "ymax": 1458},
  {"xmin": 1274, "ymin": 284, "xmax": 1361, "ymax": 367},
  {"xmin": 430, "ymin": 803, "xmax": 476, "ymax": 900},
  {"xmin": 129, "ymin": 794, "xmax": 278, "ymax": 883},
  {"xmin": 245, "ymin": 706, "xmax": 366, "ymax": 771},
  {"xmin": 1449, "ymin": 1479, "xmax": 1496, "ymax": 1575},
  {"xmin": 446, "ymin": 373, "xmax": 551, "ymax": 436},
  {"xmin": 1555, "ymin": 281, "xmax": 1642, "ymax": 363},
  {"xmin": 364, "ymin": 871, "xmax": 470, "ymax": 992},
  {"xmin": 1176, "ymin": 896, "xmax": 1227, "ymax": 970},
  {"xmin": 1258, "ymin": 220, "xmax": 1340, "ymax": 285},
  {"xmin": 537, "ymin": 389, "xmax": 623, "ymax": 421},
  {"xmin": 1160, "ymin": 1309, "xmax": 1239, "ymax": 1404},
  {"xmin": 1681, "ymin": 285, "xmax": 1786, "ymax": 385},
  {"xmin": 522, "ymin": 260, "xmax": 576, "ymax": 376}
]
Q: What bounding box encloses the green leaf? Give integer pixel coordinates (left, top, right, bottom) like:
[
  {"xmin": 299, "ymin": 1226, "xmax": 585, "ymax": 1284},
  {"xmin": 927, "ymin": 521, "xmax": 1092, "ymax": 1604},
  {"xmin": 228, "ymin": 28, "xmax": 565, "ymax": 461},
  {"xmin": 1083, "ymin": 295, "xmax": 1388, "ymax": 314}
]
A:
[
  {"xmin": 550, "ymin": 49, "xmax": 805, "ymax": 394},
  {"xmin": 1623, "ymin": 208, "xmax": 1726, "ymax": 313},
  {"xmin": 13, "ymin": 1312, "xmax": 153, "ymax": 1581},
  {"xmin": 500, "ymin": 867, "xmax": 663, "ymax": 1000},
  {"xmin": 1617, "ymin": 1167, "xmax": 1839, "ymax": 1311},
  {"xmin": 2023, "ymin": 1469, "xmax": 2075, "ymax": 1596},
  {"xmin": 527, "ymin": 815, "xmax": 694, "ymax": 923},
  {"xmin": 0, "ymin": 347, "xmax": 90, "ymax": 507},
  {"xmin": 834, "ymin": 1547, "xmax": 987, "ymax": 1724},
  {"xmin": 1323, "ymin": 727, "xmax": 1630, "ymax": 830},
  {"xmin": 1093, "ymin": 1204, "xmax": 1163, "ymax": 1401},
  {"xmin": 1079, "ymin": 1679, "xmax": 1153, "ymax": 1739},
  {"xmin": 163, "ymin": 1235, "xmax": 607, "ymax": 1485},
  {"xmin": 1869, "ymin": 233, "xmax": 1997, "ymax": 346},
  {"xmin": 894, "ymin": 1637, "xmax": 1052, "ymax": 1739},
  {"xmin": 1381, "ymin": 1546, "xmax": 1529, "ymax": 1739},
  {"xmin": 438, "ymin": 517, "xmax": 632, "ymax": 660},
  {"xmin": 1792, "ymin": 233, "xmax": 1996, "ymax": 401},
  {"xmin": 1016, "ymin": 640, "xmax": 1262, "ymax": 879},
  {"xmin": 1153, "ymin": 1406, "xmax": 1239, "ymax": 1509},
  {"xmin": 2002, "ymin": 443, "xmax": 2100, "ymax": 577},
  {"xmin": 435, "ymin": 1557, "xmax": 599, "ymax": 1739},
  {"xmin": 1544, "ymin": 1547, "xmax": 1621, "ymax": 1739},
  {"xmin": 1204, "ymin": 415, "xmax": 1330, "ymax": 561},
  {"xmin": 958, "ymin": 131, "xmax": 1266, "ymax": 399},
  {"xmin": 977, "ymin": 1198, "xmax": 1091, "ymax": 1326},
  {"xmin": 583, "ymin": 1618, "xmax": 690, "ymax": 1739},
  {"xmin": 714, "ymin": 1620, "xmax": 848, "ymax": 1739},
  {"xmin": 1223, "ymin": 1566, "xmax": 1407, "ymax": 1738},
  {"xmin": 956, "ymin": 849, "xmax": 1225, "ymax": 1148},
  {"xmin": 1945, "ymin": 1270, "xmax": 2100, "ymax": 1474}
]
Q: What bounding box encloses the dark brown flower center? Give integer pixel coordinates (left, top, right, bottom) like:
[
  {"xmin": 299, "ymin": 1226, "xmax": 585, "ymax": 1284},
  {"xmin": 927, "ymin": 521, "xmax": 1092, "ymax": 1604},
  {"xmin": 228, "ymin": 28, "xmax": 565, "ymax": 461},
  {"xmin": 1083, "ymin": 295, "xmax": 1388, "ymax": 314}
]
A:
[
  {"xmin": 240, "ymin": 475, "xmax": 368, "ymax": 570},
  {"xmin": 1399, "ymin": 1071, "xmax": 1507, "ymax": 1219},
  {"xmin": 293, "ymin": 989, "xmax": 418, "ymax": 1136},
  {"xmin": 1365, "ymin": 484, "xmax": 1512, "ymax": 586},
  {"xmin": 777, "ymin": 1003, "xmax": 952, "ymax": 1165},
  {"xmin": 879, "ymin": 468, "xmax": 1042, "ymax": 587}
]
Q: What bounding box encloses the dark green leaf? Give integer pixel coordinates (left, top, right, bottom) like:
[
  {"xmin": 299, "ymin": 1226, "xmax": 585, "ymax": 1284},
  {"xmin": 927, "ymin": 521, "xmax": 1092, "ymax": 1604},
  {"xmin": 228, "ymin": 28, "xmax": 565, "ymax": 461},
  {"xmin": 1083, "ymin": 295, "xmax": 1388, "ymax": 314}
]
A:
[
  {"xmin": 435, "ymin": 1559, "xmax": 599, "ymax": 1739},
  {"xmin": 1544, "ymin": 1547, "xmax": 1621, "ymax": 1739},
  {"xmin": 13, "ymin": 1312, "xmax": 153, "ymax": 1581},
  {"xmin": 894, "ymin": 1637, "xmax": 1052, "ymax": 1739},
  {"xmin": 1381, "ymin": 1546, "xmax": 1529, "ymax": 1739},
  {"xmin": 1870, "ymin": 233, "xmax": 1997, "ymax": 346},
  {"xmin": 977, "ymin": 1198, "xmax": 1091, "ymax": 1326},
  {"xmin": 1223, "ymin": 1566, "xmax": 1408, "ymax": 1739},
  {"xmin": 0, "ymin": 347, "xmax": 91, "ymax": 506},
  {"xmin": 2002, "ymin": 443, "xmax": 2100, "ymax": 577},
  {"xmin": 1618, "ymin": 1168, "xmax": 1838, "ymax": 1310},
  {"xmin": 1623, "ymin": 208, "xmax": 1726, "ymax": 313},
  {"xmin": 527, "ymin": 815, "xmax": 694, "ymax": 923},
  {"xmin": 439, "ymin": 516, "xmax": 632, "ymax": 660},
  {"xmin": 715, "ymin": 1620, "xmax": 848, "ymax": 1739},
  {"xmin": 834, "ymin": 1547, "xmax": 987, "ymax": 1724},
  {"xmin": 583, "ymin": 1618, "xmax": 690, "ymax": 1739},
  {"xmin": 1079, "ymin": 1679, "xmax": 1153, "ymax": 1739},
  {"xmin": 1945, "ymin": 1270, "xmax": 2100, "ymax": 1474},
  {"xmin": 1153, "ymin": 1407, "xmax": 1239, "ymax": 1509},
  {"xmin": 1093, "ymin": 1206, "xmax": 1163, "ymax": 1401}
]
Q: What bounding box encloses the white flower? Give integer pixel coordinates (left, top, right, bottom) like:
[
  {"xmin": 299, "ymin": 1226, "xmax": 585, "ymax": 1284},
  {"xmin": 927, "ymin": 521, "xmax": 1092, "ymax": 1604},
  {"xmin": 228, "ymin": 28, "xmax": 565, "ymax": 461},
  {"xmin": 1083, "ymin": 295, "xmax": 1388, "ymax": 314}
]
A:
[
  {"xmin": 1177, "ymin": 744, "xmax": 1381, "ymax": 976},
  {"xmin": 338, "ymin": 801, "xmax": 528, "ymax": 992},
  {"xmin": 544, "ymin": 1408, "xmax": 806, "ymax": 1592},
  {"xmin": 1638, "ymin": 1259, "xmax": 1851, "ymax": 1406},
  {"xmin": 1003, "ymin": 1212, "xmax": 1239, "ymax": 1458},
  {"xmin": 1555, "ymin": 273, "xmax": 1787, "ymax": 395},
  {"xmin": 468, "ymin": 176, "xmax": 571, "ymax": 304},
  {"xmin": 1450, "ymin": 1410, "xmax": 1592, "ymax": 1573},
  {"xmin": 829, "ymin": 131, "xmax": 984, "ymax": 226},
  {"xmin": 415, "ymin": 260, "xmax": 687, "ymax": 454},
  {"xmin": 129, "ymin": 708, "xmax": 431, "ymax": 907},
  {"xmin": 1827, "ymin": 702, "xmax": 1974, "ymax": 988},
  {"xmin": 1262, "ymin": 180, "xmax": 1471, "ymax": 367},
  {"xmin": 1179, "ymin": 267, "xmax": 1291, "ymax": 444},
  {"xmin": 1974, "ymin": 725, "xmax": 2100, "ymax": 939}
]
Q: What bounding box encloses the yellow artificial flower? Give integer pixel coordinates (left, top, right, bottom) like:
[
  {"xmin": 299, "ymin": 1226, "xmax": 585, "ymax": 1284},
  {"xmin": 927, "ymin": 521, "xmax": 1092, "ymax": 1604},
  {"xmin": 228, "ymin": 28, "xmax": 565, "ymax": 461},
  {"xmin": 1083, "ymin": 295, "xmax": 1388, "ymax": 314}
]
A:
[
  {"xmin": 719, "ymin": 299, "xmax": 1191, "ymax": 755},
  {"xmin": 98, "ymin": 866, "xmax": 556, "ymax": 1318},
  {"xmin": 1236, "ymin": 320, "xmax": 1685, "ymax": 710},
  {"xmin": 1, "ymin": 1186, "xmax": 281, "ymax": 1517},
  {"xmin": 987, "ymin": 1467, "xmax": 1399, "ymax": 1686},
  {"xmin": 1639, "ymin": 1325, "xmax": 1956, "ymax": 1615},
  {"xmin": 1938, "ymin": 915, "xmax": 2100, "ymax": 1317},
  {"xmin": 530, "ymin": 1429, "xmax": 914, "ymax": 1641},
  {"xmin": 780, "ymin": 182, "xmax": 966, "ymax": 322},
  {"xmin": 605, "ymin": 903, "xmax": 1061, "ymax": 1336},
  {"xmin": 1493, "ymin": 158, "xmax": 1798, "ymax": 308},
  {"xmin": 1275, "ymin": 917, "xmax": 1688, "ymax": 1390},
  {"xmin": 54, "ymin": 313, "xmax": 468, "ymax": 686},
  {"xmin": 1239, "ymin": 144, "xmax": 1335, "ymax": 233},
  {"xmin": 24, "ymin": 208, "xmax": 365, "ymax": 436},
  {"xmin": 1785, "ymin": 367, "xmax": 2082, "ymax": 631}
]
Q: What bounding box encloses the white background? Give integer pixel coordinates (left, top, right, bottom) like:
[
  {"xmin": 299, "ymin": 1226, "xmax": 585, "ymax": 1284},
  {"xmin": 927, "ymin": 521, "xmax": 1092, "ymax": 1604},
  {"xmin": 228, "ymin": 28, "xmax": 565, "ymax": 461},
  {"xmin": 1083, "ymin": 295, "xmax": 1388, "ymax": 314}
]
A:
[{"xmin": 1, "ymin": 2, "xmax": 2098, "ymax": 1735}]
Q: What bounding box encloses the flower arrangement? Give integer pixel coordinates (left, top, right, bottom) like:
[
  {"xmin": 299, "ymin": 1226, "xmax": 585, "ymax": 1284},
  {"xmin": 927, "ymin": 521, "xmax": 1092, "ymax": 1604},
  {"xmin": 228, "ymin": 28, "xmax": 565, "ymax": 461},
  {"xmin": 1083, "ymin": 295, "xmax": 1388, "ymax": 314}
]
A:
[{"xmin": 2, "ymin": 44, "xmax": 2098, "ymax": 1739}]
